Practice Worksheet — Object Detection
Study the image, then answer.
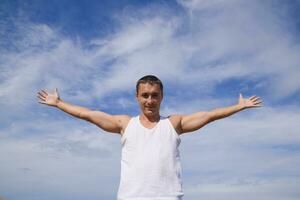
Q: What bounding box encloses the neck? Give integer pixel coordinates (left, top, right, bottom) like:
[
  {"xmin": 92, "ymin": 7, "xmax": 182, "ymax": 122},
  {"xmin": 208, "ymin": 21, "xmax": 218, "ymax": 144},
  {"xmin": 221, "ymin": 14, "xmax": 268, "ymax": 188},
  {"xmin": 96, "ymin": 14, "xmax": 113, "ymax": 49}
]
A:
[{"xmin": 140, "ymin": 113, "xmax": 160, "ymax": 122}]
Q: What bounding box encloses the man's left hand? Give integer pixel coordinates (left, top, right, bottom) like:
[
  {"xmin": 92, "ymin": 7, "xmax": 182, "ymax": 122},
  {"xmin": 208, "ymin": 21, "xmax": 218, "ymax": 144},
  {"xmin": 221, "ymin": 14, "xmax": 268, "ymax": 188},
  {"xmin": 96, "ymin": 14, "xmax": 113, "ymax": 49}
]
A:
[{"xmin": 238, "ymin": 93, "xmax": 262, "ymax": 109}]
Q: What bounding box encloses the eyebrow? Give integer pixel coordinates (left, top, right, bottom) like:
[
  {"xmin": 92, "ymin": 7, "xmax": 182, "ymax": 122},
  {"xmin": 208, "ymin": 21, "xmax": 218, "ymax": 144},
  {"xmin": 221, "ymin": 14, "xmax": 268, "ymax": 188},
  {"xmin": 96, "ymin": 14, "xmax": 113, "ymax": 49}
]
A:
[{"xmin": 142, "ymin": 92, "xmax": 159, "ymax": 94}]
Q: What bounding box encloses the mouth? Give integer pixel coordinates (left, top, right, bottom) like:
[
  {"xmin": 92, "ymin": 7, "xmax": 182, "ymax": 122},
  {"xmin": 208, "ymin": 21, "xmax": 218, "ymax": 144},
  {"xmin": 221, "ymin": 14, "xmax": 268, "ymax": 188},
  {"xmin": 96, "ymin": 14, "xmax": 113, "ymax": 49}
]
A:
[{"xmin": 145, "ymin": 106, "xmax": 155, "ymax": 110}]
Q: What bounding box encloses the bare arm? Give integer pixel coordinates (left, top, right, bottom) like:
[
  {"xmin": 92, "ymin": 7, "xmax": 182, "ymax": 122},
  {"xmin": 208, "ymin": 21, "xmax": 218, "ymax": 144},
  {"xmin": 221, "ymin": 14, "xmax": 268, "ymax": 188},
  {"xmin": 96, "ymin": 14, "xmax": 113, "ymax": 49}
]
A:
[
  {"xmin": 37, "ymin": 88, "xmax": 130, "ymax": 134},
  {"xmin": 176, "ymin": 94, "xmax": 262, "ymax": 134}
]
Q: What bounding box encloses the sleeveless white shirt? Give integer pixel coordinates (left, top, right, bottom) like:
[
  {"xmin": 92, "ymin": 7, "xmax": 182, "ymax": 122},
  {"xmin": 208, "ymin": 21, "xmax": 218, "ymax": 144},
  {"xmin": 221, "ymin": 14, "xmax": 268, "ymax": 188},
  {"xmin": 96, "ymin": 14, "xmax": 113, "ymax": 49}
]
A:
[{"xmin": 117, "ymin": 116, "xmax": 184, "ymax": 200}]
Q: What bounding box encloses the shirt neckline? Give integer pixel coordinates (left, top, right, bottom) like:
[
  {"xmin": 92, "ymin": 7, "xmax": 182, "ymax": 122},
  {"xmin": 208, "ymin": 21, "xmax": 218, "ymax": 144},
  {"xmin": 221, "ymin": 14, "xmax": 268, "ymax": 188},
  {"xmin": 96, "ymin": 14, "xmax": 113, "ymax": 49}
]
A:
[{"xmin": 138, "ymin": 115, "xmax": 161, "ymax": 131}]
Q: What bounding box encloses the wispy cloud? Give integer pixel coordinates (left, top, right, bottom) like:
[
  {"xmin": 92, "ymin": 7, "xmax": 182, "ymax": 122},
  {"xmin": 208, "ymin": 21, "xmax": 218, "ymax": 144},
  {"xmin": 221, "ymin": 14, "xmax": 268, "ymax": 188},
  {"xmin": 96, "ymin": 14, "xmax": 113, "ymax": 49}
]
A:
[
  {"xmin": 0, "ymin": 118, "xmax": 121, "ymax": 200},
  {"xmin": 1, "ymin": 0, "xmax": 299, "ymax": 111},
  {"xmin": 0, "ymin": 1, "xmax": 299, "ymax": 200}
]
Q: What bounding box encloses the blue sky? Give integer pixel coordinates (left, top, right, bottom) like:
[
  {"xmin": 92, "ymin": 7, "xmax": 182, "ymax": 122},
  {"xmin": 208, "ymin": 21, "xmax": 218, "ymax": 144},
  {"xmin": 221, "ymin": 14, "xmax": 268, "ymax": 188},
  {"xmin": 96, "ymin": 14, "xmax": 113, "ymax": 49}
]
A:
[{"xmin": 1, "ymin": 0, "xmax": 300, "ymax": 200}]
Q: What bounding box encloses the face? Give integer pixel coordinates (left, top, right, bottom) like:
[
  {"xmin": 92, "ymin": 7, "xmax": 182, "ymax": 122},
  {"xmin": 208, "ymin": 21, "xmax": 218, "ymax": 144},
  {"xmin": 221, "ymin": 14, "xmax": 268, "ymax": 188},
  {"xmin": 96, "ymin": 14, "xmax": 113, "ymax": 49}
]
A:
[{"xmin": 136, "ymin": 83, "xmax": 163, "ymax": 117}]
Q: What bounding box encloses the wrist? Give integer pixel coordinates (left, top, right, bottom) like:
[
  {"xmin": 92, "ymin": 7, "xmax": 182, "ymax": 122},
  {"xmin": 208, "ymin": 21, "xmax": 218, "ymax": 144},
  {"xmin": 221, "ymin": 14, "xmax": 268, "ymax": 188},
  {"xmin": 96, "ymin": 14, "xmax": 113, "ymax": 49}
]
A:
[
  {"xmin": 236, "ymin": 103, "xmax": 245, "ymax": 111},
  {"xmin": 55, "ymin": 99, "xmax": 62, "ymax": 108}
]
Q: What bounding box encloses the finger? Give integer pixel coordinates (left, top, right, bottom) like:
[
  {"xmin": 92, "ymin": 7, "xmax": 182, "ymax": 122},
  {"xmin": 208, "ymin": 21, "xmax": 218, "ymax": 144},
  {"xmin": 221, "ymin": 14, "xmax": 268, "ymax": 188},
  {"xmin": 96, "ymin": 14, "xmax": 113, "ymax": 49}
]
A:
[
  {"xmin": 41, "ymin": 90, "xmax": 48, "ymax": 96},
  {"xmin": 254, "ymin": 100, "xmax": 263, "ymax": 105},
  {"xmin": 249, "ymin": 102, "xmax": 262, "ymax": 107},
  {"xmin": 37, "ymin": 95, "xmax": 45, "ymax": 101},
  {"xmin": 251, "ymin": 96, "xmax": 260, "ymax": 102},
  {"xmin": 37, "ymin": 98, "xmax": 46, "ymax": 104},
  {"xmin": 38, "ymin": 100, "xmax": 46, "ymax": 104},
  {"xmin": 253, "ymin": 101, "xmax": 262, "ymax": 106},
  {"xmin": 37, "ymin": 93, "xmax": 45, "ymax": 100},
  {"xmin": 253, "ymin": 100, "xmax": 262, "ymax": 104},
  {"xmin": 38, "ymin": 91, "xmax": 46, "ymax": 98},
  {"xmin": 249, "ymin": 95, "xmax": 257, "ymax": 100},
  {"xmin": 253, "ymin": 104, "xmax": 262, "ymax": 107}
]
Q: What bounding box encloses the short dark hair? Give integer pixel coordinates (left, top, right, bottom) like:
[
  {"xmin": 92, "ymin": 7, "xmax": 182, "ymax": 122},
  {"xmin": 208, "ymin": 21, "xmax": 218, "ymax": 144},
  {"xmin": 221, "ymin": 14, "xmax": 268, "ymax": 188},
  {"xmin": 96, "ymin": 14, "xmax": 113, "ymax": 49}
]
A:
[{"xmin": 136, "ymin": 75, "xmax": 163, "ymax": 94}]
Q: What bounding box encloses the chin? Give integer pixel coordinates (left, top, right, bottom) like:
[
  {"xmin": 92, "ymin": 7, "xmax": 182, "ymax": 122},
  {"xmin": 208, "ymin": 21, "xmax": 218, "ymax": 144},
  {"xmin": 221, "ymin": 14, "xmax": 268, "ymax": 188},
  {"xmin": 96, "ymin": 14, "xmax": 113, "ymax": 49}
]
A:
[{"xmin": 145, "ymin": 110, "xmax": 158, "ymax": 116}]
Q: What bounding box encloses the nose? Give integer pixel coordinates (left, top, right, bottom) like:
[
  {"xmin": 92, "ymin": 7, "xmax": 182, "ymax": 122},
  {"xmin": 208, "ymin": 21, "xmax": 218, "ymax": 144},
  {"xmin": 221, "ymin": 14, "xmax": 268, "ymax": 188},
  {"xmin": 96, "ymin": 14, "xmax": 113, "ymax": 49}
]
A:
[{"xmin": 146, "ymin": 95, "xmax": 155, "ymax": 104}]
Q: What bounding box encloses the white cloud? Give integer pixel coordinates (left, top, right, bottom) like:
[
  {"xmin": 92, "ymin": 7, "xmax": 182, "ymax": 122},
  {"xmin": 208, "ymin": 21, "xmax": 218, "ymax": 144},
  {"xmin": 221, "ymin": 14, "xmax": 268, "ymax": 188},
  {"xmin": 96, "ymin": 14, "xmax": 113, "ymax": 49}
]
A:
[
  {"xmin": 184, "ymin": 178, "xmax": 300, "ymax": 200},
  {"xmin": 175, "ymin": 0, "xmax": 300, "ymax": 98},
  {"xmin": 178, "ymin": 0, "xmax": 229, "ymax": 11},
  {"xmin": 0, "ymin": 118, "xmax": 121, "ymax": 199},
  {"xmin": 1, "ymin": 103, "xmax": 299, "ymax": 200},
  {"xmin": 85, "ymin": 0, "xmax": 300, "ymax": 100},
  {"xmin": 1, "ymin": 0, "xmax": 299, "ymax": 113},
  {"xmin": 1, "ymin": 1, "xmax": 300, "ymax": 200},
  {"xmin": 178, "ymin": 104, "xmax": 300, "ymax": 199}
]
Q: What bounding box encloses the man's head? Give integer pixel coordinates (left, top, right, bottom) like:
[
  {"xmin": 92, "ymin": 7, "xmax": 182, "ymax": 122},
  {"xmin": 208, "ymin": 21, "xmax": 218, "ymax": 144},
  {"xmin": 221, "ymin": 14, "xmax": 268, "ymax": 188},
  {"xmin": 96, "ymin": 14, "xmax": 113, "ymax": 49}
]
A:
[
  {"xmin": 136, "ymin": 75, "xmax": 163, "ymax": 95},
  {"xmin": 136, "ymin": 75, "xmax": 163, "ymax": 117}
]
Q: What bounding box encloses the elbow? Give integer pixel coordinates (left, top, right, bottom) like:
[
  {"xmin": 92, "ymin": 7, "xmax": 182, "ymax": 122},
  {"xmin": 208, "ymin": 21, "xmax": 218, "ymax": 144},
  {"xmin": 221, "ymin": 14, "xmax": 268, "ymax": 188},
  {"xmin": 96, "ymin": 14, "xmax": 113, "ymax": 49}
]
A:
[
  {"xmin": 79, "ymin": 111, "xmax": 90, "ymax": 121},
  {"xmin": 206, "ymin": 111, "xmax": 217, "ymax": 122}
]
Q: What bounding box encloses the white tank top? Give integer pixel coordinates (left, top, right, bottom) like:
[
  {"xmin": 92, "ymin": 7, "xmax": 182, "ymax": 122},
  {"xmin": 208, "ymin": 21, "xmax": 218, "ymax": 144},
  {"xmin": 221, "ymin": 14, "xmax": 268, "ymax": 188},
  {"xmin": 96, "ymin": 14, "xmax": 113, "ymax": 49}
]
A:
[{"xmin": 117, "ymin": 116, "xmax": 184, "ymax": 200}]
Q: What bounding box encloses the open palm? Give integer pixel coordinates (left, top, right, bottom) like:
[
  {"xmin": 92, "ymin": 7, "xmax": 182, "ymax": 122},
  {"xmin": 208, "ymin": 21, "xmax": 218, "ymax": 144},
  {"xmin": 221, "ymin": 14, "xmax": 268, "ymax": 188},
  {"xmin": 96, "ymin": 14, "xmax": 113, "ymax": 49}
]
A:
[
  {"xmin": 238, "ymin": 93, "xmax": 262, "ymax": 109},
  {"xmin": 37, "ymin": 88, "xmax": 60, "ymax": 106}
]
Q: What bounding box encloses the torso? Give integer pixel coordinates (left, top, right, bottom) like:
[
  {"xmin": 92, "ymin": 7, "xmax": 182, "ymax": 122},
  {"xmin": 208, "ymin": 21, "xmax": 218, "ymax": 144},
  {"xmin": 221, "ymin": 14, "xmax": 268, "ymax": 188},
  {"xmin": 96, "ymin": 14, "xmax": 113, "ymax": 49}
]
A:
[
  {"xmin": 120, "ymin": 114, "xmax": 183, "ymax": 136},
  {"xmin": 117, "ymin": 115, "xmax": 184, "ymax": 199}
]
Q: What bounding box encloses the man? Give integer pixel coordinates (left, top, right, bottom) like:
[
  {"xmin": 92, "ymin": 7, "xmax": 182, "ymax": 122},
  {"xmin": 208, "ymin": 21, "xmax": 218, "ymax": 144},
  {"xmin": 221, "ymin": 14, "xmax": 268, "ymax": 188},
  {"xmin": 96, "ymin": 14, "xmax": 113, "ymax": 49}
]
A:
[{"xmin": 37, "ymin": 75, "xmax": 262, "ymax": 200}]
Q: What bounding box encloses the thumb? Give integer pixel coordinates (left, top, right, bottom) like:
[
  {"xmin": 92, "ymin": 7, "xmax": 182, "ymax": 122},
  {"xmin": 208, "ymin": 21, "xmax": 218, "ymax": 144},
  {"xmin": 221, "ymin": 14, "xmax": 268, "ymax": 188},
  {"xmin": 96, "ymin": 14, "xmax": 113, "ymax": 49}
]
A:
[
  {"xmin": 55, "ymin": 88, "xmax": 60, "ymax": 98},
  {"xmin": 239, "ymin": 93, "xmax": 243, "ymax": 99},
  {"xmin": 55, "ymin": 88, "xmax": 60, "ymax": 99}
]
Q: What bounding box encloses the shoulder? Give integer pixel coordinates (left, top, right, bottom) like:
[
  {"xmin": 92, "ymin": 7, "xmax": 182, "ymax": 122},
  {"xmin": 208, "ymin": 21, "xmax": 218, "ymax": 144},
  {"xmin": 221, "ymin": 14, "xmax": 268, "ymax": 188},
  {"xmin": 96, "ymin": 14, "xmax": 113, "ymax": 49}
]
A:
[
  {"xmin": 113, "ymin": 115, "xmax": 133, "ymax": 135},
  {"xmin": 167, "ymin": 115, "xmax": 183, "ymax": 135},
  {"xmin": 114, "ymin": 115, "xmax": 132, "ymax": 126}
]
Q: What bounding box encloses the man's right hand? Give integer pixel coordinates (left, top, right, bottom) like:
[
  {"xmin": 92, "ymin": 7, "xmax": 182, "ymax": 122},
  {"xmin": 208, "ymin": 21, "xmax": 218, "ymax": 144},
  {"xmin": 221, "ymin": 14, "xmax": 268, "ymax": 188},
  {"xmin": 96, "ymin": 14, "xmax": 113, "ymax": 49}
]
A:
[
  {"xmin": 36, "ymin": 88, "xmax": 131, "ymax": 134},
  {"xmin": 37, "ymin": 88, "xmax": 60, "ymax": 107}
]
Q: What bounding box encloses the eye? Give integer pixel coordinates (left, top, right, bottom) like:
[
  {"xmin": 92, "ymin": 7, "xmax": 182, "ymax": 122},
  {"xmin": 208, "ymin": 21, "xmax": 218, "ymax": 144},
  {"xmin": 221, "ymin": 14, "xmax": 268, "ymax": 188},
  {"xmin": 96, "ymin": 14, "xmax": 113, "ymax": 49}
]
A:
[
  {"xmin": 152, "ymin": 93, "xmax": 159, "ymax": 98},
  {"xmin": 142, "ymin": 93, "xmax": 149, "ymax": 98}
]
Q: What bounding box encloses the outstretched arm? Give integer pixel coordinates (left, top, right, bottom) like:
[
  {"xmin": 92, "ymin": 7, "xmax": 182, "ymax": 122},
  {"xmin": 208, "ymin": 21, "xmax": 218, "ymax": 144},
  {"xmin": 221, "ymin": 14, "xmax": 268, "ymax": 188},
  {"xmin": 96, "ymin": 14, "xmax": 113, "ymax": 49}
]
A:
[
  {"xmin": 175, "ymin": 94, "xmax": 262, "ymax": 134},
  {"xmin": 37, "ymin": 89, "xmax": 130, "ymax": 134}
]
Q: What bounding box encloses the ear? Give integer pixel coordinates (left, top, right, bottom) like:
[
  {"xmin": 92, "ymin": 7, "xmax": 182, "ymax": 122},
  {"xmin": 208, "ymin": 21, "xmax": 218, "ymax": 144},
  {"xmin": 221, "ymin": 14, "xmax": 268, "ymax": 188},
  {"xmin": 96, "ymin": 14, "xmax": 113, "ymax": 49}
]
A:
[{"xmin": 135, "ymin": 92, "xmax": 139, "ymax": 100}]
